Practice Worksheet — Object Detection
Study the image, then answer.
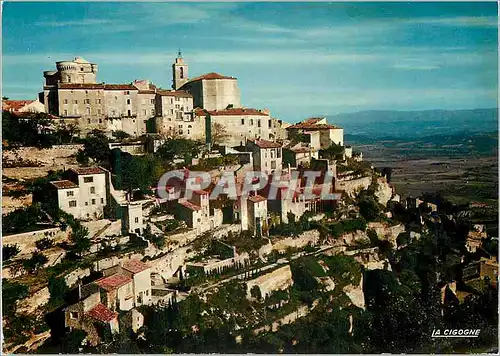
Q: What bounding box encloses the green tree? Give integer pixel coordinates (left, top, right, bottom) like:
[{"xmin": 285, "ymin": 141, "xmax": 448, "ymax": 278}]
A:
[
  {"xmin": 319, "ymin": 142, "xmax": 345, "ymax": 161},
  {"xmin": 2, "ymin": 279, "xmax": 29, "ymax": 317},
  {"xmin": 3, "ymin": 244, "xmax": 20, "ymax": 261},
  {"xmin": 35, "ymin": 237, "xmax": 54, "ymax": 250},
  {"xmin": 83, "ymin": 129, "xmax": 111, "ymax": 164},
  {"xmin": 23, "ymin": 251, "xmax": 48, "ymax": 273},
  {"xmin": 48, "ymin": 276, "xmax": 69, "ymax": 308},
  {"xmin": 250, "ymin": 285, "xmax": 262, "ymax": 300},
  {"xmin": 210, "ymin": 122, "xmax": 229, "ymax": 147},
  {"xmin": 69, "ymin": 224, "xmax": 91, "ymax": 257}
]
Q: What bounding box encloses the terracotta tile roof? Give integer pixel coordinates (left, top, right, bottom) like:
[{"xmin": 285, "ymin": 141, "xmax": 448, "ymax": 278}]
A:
[
  {"xmin": 50, "ymin": 180, "xmax": 78, "ymax": 189},
  {"xmin": 70, "ymin": 167, "xmax": 106, "ymax": 175},
  {"xmin": 179, "ymin": 200, "xmax": 201, "ymax": 211},
  {"xmin": 248, "ymin": 195, "xmax": 267, "ymax": 203},
  {"xmin": 157, "ymin": 89, "xmax": 192, "ymax": 98},
  {"xmin": 3, "ymin": 100, "xmax": 35, "ymax": 112},
  {"xmin": 185, "ymin": 72, "xmax": 236, "ymax": 83},
  {"xmin": 287, "ymin": 118, "xmax": 341, "ymax": 130},
  {"xmin": 104, "ymin": 84, "xmax": 138, "ymax": 90},
  {"xmin": 95, "ymin": 274, "xmax": 132, "ymax": 291},
  {"xmin": 122, "ymin": 259, "xmax": 149, "ymax": 274},
  {"xmin": 58, "ymin": 83, "xmax": 105, "ymax": 90},
  {"xmin": 201, "ymin": 108, "xmax": 269, "ymax": 117},
  {"xmin": 248, "ymin": 139, "xmax": 282, "ymax": 149},
  {"xmin": 86, "ymin": 303, "xmax": 118, "ymax": 323}
]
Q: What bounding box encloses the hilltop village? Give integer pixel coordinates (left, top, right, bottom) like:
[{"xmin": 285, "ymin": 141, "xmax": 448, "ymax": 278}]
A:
[{"xmin": 2, "ymin": 55, "xmax": 498, "ymax": 353}]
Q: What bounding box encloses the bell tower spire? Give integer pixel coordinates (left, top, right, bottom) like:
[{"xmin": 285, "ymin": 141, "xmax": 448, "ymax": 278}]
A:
[{"xmin": 172, "ymin": 50, "xmax": 188, "ymax": 90}]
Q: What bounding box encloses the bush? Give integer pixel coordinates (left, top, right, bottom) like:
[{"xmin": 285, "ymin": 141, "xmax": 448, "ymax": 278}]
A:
[
  {"xmin": 2, "ymin": 279, "xmax": 29, "ymax": 317},
  {"xmin": 3, "ymin": 244, "xmax": 20, "ymax": 261},
  {"xmin": 36, "ymin": 237, "xmax": 55, "ymax": 250},
  {"xmin": 48, "ymin": 276, "xmax": 69, "ymax": 308},
  {"xmin": 23, "ymin": 251, "xmax": 49, "ymax": 273}
]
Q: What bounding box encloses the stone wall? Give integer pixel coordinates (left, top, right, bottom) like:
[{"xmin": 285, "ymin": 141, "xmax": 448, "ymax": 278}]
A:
[
  {"xmin": 335, "ymin": 176, "xmax": 372, "ymax": 197},
  {"xmin": 272, "ymin": 230, "xmax": 320, "ymax": 252},
  {"xmin": 246, "ymin": 265, "xmax": 293, "ymax": 300},
  {"xmin": 3, "ymin": 227, "xmax": 67, "ymax": 258}
]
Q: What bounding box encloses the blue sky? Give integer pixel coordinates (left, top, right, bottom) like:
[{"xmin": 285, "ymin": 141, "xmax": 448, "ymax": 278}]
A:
[{"xmin": 3, "ymin": 2, "xmax": 498, "ymax": 122}]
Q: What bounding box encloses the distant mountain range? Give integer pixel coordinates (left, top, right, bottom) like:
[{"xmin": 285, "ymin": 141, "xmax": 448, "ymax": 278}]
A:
[{"xmin": 327, "ymin": 108, "xmax": 498, "ymax": 139}]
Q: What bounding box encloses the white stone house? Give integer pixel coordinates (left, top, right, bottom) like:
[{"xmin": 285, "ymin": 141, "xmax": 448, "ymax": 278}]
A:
[
  {"xmin": 49, "ymin": 167, "xmax": 108, "ymax": 220},
  {"xmin": 286, "ymin": 117, "xmax": 344, "ymax": 149},
  {"xmin": 95, "ymin": 259, "xmax": 152, "ymax": 311},
  {"xmin": 246, "ymin": 139, "xmax": 283, "ymax": 175},
  {"xmin": 176, "ymin": 190, "xmax": 223, "ymax": 235}
]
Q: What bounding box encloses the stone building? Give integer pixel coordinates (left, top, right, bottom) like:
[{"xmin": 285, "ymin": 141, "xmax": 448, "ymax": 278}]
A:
[
  {"xmin": 179, "ymin": 72, "xmax": 241, "ymax": 111},
  {"xmin": 39, "ymin": 54, "xmax": 289, "ymax": 146},
  {"xmin": 286, "ymin": 117, "xmax": 344, "ymax": 149},
  {"xmin": 176, "ymin": 190, "xmax": 223, "ymax": 235},
  {"xmin": 41, "ymin": 57, "xmax": 192, "ymax": 138},
  {"xmin": 247, "ymin": 194, "xmax": 268, "ymax": 237},
  {"xmin": 49, "ymin": 167, "xmax": 108, "ymax": 220},
  {"xmin": 245, "ymin": 139, "xmax": 283, "ymax": 174},
  {"xmin": 2, "ymin": 99, "xmax": 45, "ymax": 114},
  {"xmin": 154, "ymin": 89, "xmax": 201, "ymax": 139},
  {"xmin": 96, "ymin": 259, "xmax": 152, "ymax": 311},
  {"xmin": 64, "ymin": 284, "xmax": 120, "ymax": 346},
  {"xmin": 64, "ymin": 259, "xmax": 151, "ymax": 345}
]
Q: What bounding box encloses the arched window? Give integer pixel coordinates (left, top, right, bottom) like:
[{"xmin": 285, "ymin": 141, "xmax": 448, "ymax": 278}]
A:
[{"xmin": 180, "ymin": 67, "xmax": 184, "ymax": 79}]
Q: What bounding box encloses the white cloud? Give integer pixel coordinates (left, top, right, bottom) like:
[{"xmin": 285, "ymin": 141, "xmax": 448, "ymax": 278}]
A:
[{"xmin": 410, "ymin": 16, "xmax": 498, "ymax": 28}]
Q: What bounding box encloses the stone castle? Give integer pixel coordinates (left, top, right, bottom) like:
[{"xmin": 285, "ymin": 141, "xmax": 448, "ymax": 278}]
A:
[{"xmin": 41, "ymin": 53, "xmax": 288, "ymax": 145}]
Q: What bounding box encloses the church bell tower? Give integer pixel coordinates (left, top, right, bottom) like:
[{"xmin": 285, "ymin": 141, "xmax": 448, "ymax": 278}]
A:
[{"xmin": 172, "ymin": 50, "xmax": 188, "ymax": 90}]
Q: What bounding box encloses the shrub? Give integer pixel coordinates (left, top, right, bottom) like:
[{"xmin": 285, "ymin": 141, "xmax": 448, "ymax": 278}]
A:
[
  {"xmin": 3, "ymin": 244, "xmax": 20, "ymax": 261},
  {"xmin": 48, "ymin": 276, "xmax": 69, "ymax": 308},
  {"xmin": 35, "ymin": 237, "xmax": 55, "ymax": 250},
  {"xmin": 23, "ymin": 251, "xmax": 49, "ymax": 273}
]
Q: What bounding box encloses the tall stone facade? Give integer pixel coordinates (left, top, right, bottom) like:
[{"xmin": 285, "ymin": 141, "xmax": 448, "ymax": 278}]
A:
[{"xmin": 39, "ymin": 55, "xmax": 289, "ymax": 146}]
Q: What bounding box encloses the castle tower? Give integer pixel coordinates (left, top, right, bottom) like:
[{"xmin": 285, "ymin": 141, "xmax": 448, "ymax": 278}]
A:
[{"xmin": 172, "ymin": 51, "xmax": 188, "ymax": 90}]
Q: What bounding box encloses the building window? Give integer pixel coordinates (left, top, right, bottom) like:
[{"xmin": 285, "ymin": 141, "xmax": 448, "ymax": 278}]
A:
[
  {"xmin": 64, "ymin": 99, "xmax": 68, "ymax": 104},
  {"xmin": 69, "ymin": 200, "xmax": 77, "ymax": 208},
  {"xmin": 126, "ymin": 91, "xmax": 130, "ymax": 95},
  {"xmin": 101, "ymin": 198, "xmax": 104, "ymax": 204},
  {"xmin": 87, "ymin": 119, "xmax": 91, "ymax": 124},
  {"xmin": 85, "ymin": 202, "xmax": 88, "ymax": 206},
  {"xmin": 97, "ymin": 99, "xmax": 101, "ymax": 104},
  {"xmin": 257, "ymin": 120, "xmax": 261, "ymax": 127},
  {"xmin": 73, "ymin": 100, "xmax": 78, "ymax": 104},
  {"xmin": 277, "ymin": 148, "xmax": 281, "ymax": 158},
  {"xmin": 84, "ymin": 99, "xmax": 90, "ymax": 104},
  {"xmin": 150, "ymin": 99, "xmax": 154, "ymax": 104},
  {"xmin": 90, "ymin": 186, "xmax": 96, "ymax": 194},
  {"xmin": 92, "ymin": 198, "xmax": 96, "ymax": 205},
  {"xmin": 180, "ymin": 67, "xmax": 184, "ymax": 78},
  {"xmin": 66, "ymin": 191, "xmax": 74, "ymax": 197},
  {"xmin": 63, "ymin": 109, "xmax": 68, "ymax": 116},
  {"xmin": 127, "ymin": 99, "xmax": 131, "ymax": 105},
  {"xmin": 271, "ymin": 161, "xmax": 277, "ymax": 169},
  {"xmin": 98, "ymin": 109, "xmax": 102, "ymax": 115},
  {"xmin": 81, "ymin": 67, "xmax": 84, "ymax": 71},
  {"xmin": 86, "ymin": 107, "xmax": 91, "ymax": 115},
  {"xmin": 250, "ymin": 119, "xmax": 254, "ymax": 125},
  {"xmin": 175, "ymin": 97, "xmax": 180, "ymax": 102},
  {"xmin": 151, "ymin": 109, "xmax": 155, "ymax": 115},
  {"xmin": 170, "ymin": 109, "xmax": 174, "ymax": 115},
  {"xmin": 135, "ymin": 217, "xmax": 139, "ymax": 223},
  {"xmin": 142, "ymin": 109, "xmax": 147, "ymax": 115},
  {"xmin": 128, "ymin": 110, "xmax": 132, "ymax": 116},
  {"xmin": 70, "ymin": 311, "xmax": 78, "ymax": 319},
  {"xmin": 83, "ymin": 177, "xmax": 94, "ymax": 183},
  {"xmin": 175, "ymin": 104, "xmax": 180, "ymax": 109},
  {"xmin": 269, "ymin": 119, "xmax": 272, "ymax": 128}
]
